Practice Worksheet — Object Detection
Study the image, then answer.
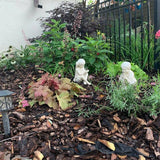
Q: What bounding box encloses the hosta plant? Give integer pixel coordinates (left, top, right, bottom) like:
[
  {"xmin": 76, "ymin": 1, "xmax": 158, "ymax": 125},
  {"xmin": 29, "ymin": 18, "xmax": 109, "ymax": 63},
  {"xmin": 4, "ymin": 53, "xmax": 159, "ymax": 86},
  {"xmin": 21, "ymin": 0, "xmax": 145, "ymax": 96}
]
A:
[{"xmin": 28, "ymin": 73, "xmax": 84, "ymax": 110}]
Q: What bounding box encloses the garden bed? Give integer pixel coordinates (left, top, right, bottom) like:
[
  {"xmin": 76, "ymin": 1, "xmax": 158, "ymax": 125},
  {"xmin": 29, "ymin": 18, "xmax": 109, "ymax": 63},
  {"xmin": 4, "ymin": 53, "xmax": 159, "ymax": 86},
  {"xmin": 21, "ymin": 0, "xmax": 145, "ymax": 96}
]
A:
[{"xmin": 0, "ymin": 67, "xmax": 159, "ymax": 160}]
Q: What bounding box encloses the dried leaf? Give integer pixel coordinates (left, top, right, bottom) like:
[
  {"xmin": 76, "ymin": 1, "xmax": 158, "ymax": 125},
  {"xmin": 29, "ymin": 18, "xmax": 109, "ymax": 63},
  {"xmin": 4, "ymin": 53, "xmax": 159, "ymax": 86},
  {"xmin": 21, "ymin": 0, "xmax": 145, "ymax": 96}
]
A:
[
  {"xmin": 98, "ymin": 139, "xmax": 115, "ymax": 151},
  {"xmin": 139, "ymin": 155, "xmax": 146, "ymax": 160},
  {"xmin": 77, "ymin": 138, "xmax": 95, "ymax": 144},
  {"xmin": 145, "ymin": 127, "xmax": 154, "ymax": 141}
]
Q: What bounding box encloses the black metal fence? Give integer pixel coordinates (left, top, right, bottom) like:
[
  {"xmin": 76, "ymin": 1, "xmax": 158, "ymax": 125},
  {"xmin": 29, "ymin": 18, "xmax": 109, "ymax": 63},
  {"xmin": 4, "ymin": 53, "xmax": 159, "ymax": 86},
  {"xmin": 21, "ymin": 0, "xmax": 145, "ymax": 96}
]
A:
[{"xmin": 87, "ymin": 0, "xmax": 160, "ymax": 71}]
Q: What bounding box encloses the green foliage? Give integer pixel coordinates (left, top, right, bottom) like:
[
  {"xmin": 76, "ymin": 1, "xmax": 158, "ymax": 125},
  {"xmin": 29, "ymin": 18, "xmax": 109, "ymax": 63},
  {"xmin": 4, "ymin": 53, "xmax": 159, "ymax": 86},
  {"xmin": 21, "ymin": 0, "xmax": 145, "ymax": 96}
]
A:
[
  {"xmin": 0, "ymin": 46, "xmax": 37, "ymax": 70},
  {"xmin": 110, "ymin": 21, "xmax": 154, "ymax": 70},
  {"xmin": 108, "ymin": 83, "xmax": 141, "ymax": 116},
  {"xmin": 142, "ymin": 74, "xmax": 160, "ymax": 116},
  {"xmin": 28, "ymin": 19, "xmax": 78, "ymax": 76},
  {"xmin": 28, "ymin": 73, "xmax": 84, "ymax": 110},
  {"xmin": 73, "ymin": 31, "xmax": 113, "ymax": 73},
  {"xmin": 105, "ymin": 61, "xmax": 148, "ymax": 81}
]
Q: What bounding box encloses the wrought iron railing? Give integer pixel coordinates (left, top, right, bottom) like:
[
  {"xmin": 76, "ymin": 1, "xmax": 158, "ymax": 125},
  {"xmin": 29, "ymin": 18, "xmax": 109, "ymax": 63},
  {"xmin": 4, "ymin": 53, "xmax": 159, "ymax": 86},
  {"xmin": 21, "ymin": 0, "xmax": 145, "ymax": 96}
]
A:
[{"xmin": 87, "ymin": 0, "xmax": 160, "ymax": 71}]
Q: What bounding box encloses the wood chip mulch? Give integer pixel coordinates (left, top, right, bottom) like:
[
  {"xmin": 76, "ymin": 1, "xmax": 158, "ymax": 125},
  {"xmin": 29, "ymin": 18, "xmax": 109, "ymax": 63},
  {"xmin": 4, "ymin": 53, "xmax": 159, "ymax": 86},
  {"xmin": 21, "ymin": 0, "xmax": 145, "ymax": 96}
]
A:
[{"xmin": 0, "ymin": 67, "xmax": 160, "ymax": 160}]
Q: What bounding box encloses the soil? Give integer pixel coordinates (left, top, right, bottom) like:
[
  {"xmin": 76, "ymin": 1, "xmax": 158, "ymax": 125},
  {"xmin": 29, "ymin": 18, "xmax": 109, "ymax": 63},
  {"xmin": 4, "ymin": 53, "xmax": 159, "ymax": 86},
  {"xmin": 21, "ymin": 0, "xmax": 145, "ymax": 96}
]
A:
[{"xmin": 0, "ymin": 66, "xmax": 160, "ymax": 160}]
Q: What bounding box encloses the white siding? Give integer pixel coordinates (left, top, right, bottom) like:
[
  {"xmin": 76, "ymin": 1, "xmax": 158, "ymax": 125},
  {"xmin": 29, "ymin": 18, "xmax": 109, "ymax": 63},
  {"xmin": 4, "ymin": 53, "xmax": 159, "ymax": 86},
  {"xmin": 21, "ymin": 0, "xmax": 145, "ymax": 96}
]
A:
[{"xmin": 0, "ymin": 0, "xmax": 79, "ymax": 51}]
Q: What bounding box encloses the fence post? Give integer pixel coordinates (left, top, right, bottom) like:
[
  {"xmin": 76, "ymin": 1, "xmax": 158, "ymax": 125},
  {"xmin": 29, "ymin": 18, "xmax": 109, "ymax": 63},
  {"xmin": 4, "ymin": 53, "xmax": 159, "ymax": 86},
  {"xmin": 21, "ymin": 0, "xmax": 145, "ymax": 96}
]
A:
[{"xmin": 154, "ymin": 0, "xmax": 160, "ymax": 70}]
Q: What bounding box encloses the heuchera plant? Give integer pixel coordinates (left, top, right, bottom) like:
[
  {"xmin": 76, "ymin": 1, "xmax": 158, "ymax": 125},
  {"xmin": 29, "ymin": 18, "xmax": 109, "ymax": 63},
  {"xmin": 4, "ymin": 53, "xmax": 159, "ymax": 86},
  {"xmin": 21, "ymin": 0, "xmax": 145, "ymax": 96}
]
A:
[{"xmin": 28, "ymin": 73, "xmax": 84, "ymax": 110}]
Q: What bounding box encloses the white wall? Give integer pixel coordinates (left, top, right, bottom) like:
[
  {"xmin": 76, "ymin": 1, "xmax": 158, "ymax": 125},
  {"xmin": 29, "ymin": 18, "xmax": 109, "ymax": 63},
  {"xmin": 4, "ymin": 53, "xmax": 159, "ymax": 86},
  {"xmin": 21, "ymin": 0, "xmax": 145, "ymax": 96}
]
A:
[{"xmin": 0, "ymin": 0, "xmax": 79, "ymax": 52}]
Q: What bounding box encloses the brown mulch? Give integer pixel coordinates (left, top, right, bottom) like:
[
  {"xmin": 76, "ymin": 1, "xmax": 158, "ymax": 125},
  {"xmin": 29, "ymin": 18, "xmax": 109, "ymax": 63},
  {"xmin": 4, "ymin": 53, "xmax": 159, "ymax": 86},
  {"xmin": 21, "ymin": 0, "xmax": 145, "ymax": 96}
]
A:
[{"xmin": 0, "ymin": 67, "xmax": 160, "ymax": 160}]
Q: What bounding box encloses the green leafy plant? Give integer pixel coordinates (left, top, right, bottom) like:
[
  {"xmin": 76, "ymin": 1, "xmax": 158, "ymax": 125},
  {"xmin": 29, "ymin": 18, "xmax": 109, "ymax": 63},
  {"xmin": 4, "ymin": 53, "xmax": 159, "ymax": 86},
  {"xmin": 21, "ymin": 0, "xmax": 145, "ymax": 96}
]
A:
[
  {"xmin": 105, "ymin": 61, "xmax": 148, "ymax": 81},
  {"xmin": 73, "ymin": 31, "xmax": 113, "ymax": 73},
  {"xmin": 142, "ymin": 74, "xmax": 160, "ymax": 116},
  {"xmin": 28, "ymin": 73, "xmax": 85, "ymax": 110},
  {"xmin": 108, "ymin": 82, "xmax": 141, "ymax": 116},
  {"xmin": 0, "ymin": 46, "xmax": 37, "ymax": 70},
  {"xmin": 29, "ymin": 19, "xmax": 80, "ymax": 76},
  {"xmin": 108, "ymin": 18, "xmax": 154, "ymax": 70}
]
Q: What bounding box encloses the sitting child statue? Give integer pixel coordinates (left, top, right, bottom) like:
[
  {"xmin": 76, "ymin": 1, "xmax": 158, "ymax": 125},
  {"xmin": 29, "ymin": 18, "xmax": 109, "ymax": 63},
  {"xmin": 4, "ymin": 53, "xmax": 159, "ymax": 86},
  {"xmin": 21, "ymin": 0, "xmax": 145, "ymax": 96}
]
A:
[
  {"xmin": 73, "ymin": 59, "xmax": 91, "ymax": 85},
  {"xmin": 119, "ymin": 62, "xmax": 137, "ymax": 85}
]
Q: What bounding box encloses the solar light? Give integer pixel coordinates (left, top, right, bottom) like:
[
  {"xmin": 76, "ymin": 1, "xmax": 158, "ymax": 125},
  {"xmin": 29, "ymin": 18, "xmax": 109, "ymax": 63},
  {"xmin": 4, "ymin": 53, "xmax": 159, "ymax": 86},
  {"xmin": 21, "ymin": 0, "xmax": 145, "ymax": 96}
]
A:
[{"xmin": 0, "ymin": 90, "xmax": 14, "ymax": 136}]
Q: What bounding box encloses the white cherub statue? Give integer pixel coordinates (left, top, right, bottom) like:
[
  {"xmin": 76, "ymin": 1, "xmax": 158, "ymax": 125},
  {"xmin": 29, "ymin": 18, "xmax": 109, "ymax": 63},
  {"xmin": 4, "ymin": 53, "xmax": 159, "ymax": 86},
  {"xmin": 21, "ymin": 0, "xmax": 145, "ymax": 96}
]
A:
[
  {"xmin": 73, "ymin": 59, "xmax": 91, "ymax": 85},
  {"xmin": 119, "ymin": 62, "xmax": 137, "ymax": 85}
]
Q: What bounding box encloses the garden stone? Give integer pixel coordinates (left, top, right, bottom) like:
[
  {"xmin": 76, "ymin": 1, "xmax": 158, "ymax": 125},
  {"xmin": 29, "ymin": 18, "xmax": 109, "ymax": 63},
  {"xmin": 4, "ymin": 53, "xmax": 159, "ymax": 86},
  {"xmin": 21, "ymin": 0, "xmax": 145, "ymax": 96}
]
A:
[
  {"xmin": 73, "ymin": 59, "xmax": 91, "ymax": 85},
  {"xmin": 119, "ymin": 62, "xmax": 137, "ymax": 85}
]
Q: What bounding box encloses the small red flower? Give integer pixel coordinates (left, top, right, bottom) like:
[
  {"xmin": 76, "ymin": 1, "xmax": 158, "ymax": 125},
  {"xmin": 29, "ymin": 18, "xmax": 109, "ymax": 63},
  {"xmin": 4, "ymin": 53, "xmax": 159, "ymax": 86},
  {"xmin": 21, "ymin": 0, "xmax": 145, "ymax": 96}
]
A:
[
  {"xmin": 71, "ymin": 48, "xmax": 75, "ymax": 52},
  {"xmin": 97, "ymin": 52, "xmax": 100, "ymax": 55},
  {"xmin": 155, "ymin": 30, "xmax": 160, "ymax": 39}
]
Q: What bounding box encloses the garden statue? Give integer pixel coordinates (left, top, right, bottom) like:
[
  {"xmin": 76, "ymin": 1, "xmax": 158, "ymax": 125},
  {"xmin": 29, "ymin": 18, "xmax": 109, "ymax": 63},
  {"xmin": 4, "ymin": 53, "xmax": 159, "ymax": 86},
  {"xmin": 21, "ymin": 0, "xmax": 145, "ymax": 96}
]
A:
[
  {"xmin": 119, "ymin": 62, "xmax": 137, "ymax": 85},
  {"xmin": 73, "ymin": 59, "xmax": 91, "ymax": 85}
]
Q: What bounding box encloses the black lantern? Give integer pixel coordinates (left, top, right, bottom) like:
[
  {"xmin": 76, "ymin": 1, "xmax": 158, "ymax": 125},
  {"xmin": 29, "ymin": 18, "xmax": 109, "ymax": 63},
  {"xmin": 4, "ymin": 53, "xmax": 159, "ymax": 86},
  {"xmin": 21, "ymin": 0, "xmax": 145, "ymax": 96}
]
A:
[{"xmin": 0, "ymin": 90, "xmax": 14, "ymax": 136}]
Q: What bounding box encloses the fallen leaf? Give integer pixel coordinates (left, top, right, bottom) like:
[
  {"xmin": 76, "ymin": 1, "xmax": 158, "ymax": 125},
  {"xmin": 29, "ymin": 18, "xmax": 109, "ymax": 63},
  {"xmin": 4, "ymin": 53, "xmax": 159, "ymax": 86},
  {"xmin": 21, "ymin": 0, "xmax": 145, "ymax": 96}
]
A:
[
  {"xmin": 145, "ymin": 127, "xmax": 154, "ymax": 141},
  {"xmin": 98, "ymin": 139, "xmax": 115, "ymax": 151},
  {"xmin": 77, "ymin": 138, "xmax": 95, "ymax": 144},
  {"xmin": 137, "ymin": 148, "xmax": 149, "ymax": 157},
  {"xmin": 139, "ymin": 155, "xmax": 146, "ymax": 160}
]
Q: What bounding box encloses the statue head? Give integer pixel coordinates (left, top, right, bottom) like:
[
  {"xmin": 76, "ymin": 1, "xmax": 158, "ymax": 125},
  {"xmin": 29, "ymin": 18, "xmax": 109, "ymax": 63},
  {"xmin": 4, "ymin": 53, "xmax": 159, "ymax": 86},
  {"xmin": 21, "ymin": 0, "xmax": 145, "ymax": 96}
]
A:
[
  {"xmin": 121, "ymin": 62, "xmax": 131, "ymax": 72},
  {"xmin": 76, "ymin": 59, "xmax": 85, "ymax": 68}
]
